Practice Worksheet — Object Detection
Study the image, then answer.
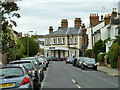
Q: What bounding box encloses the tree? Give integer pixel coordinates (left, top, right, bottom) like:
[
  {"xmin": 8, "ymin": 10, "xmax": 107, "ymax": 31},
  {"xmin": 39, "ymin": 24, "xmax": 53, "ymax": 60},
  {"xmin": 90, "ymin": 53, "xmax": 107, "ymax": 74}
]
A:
[
  {"xmin": 93, "ymin": 39, "xmax": 106, "ymax": 60},
  {"xmin": 1, "ymin": 2, "xmax": 21, "ymax": 63},
  {"xmin": 85, "ymin": 49, "xmax": 92, "ymax": 57},
  {"xmin": 2, "ymin": 27, "xmax": 18, "ymax": 62},
  {"xmin": 16, "ymin": 40, "xmax": 25, "ymax": 59},
  {"xmin": 18, "ymin": 36, "xmax": 39, "ymax": 57},
  {"xmin": 108, "ymin": 43, "xmax": 120, "ymax": 68}
]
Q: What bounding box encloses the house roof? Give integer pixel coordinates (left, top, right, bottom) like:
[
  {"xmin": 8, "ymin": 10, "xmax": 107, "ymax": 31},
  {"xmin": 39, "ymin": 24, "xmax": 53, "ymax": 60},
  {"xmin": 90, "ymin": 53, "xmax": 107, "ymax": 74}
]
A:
[{"xmin": 45, "ymin": 26, "xmax": 82, "ymax": 36}]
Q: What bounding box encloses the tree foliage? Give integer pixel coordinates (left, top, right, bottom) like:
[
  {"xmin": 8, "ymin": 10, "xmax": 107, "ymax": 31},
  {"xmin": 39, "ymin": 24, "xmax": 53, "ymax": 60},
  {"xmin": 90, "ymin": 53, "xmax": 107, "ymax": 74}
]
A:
[
  {"xmin": 108, "ymin": 43, "xmax": 120, "ymax": 68},
  {"xmin": 1, "ymin": 2, "xmax": 21, "ymax": 63},
  {"xmin": 97, "ymin": 53, "xmax": 106, "ymax": 62},
  {"xmin": 18, "ymin": 36, "xmax": 39, "ymax": 57},
  {"xmin": 85, "ymin": 49, "xmax": 92, "ymax": 57},
  {"xmin": 93, "ymin": 39, "xmax": 106, "ymax": 59}
]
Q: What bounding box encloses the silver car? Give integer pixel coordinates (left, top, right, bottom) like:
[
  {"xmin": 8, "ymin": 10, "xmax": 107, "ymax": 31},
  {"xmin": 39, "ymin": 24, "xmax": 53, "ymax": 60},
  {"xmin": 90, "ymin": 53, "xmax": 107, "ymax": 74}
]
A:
[{"xmin": 0, "ymin": 64, "xmax": 33, "ymax": 90}]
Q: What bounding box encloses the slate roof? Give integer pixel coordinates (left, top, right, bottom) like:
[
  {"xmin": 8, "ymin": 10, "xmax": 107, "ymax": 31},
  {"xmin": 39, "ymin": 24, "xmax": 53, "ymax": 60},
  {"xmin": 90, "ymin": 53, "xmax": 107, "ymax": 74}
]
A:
[{"xmin": 45, "ymin": 26, "xmax": 82, "ymax": 36}]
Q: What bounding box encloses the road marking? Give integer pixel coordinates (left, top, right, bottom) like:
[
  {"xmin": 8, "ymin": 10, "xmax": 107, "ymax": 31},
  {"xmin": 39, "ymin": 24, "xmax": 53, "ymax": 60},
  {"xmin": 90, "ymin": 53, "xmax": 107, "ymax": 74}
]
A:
[
  {"xmin": 79, "ymin": 69, "xmax": 119, "ymax": 87},
  {"xmin": 72, "ymin": 79, "xmax": 81, "ymax": 88},
  {"xmin": 41, "ymin": 64, "xmax": 50, "ymax": 89}
]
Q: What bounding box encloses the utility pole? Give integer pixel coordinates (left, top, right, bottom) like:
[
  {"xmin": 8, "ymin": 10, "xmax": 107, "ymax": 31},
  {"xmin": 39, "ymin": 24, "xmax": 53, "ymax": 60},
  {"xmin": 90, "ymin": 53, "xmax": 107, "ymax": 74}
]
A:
[
  {"xmin": 27, "ymin": 31, "xmax": 33, "ymax": 57},
  {"xmin": 91, "ymin": 23, "xmax": 94, "ymax": 58}
]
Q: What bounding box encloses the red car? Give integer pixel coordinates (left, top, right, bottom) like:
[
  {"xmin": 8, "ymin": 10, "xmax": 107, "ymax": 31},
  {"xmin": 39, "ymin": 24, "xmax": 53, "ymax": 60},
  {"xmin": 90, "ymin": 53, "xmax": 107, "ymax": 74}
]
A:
[{"xmin": 60, "ymin": 57, "xmax": 66, "ymax": 61}]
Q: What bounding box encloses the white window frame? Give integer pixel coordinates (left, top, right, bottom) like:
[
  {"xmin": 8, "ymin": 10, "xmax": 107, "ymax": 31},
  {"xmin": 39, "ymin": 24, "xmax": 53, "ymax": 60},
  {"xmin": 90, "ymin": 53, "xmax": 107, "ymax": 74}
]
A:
[
  {"xmin": 57, "ymin": 37, "xmax": 60, "ymax": 44},
  {"xmin": 69, "ymin": 37, "xmax": 72, "ymax": 44}
]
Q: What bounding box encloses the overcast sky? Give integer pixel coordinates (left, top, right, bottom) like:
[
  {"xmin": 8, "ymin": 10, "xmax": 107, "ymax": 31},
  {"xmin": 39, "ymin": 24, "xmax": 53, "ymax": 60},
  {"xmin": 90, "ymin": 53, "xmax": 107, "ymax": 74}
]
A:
[{"xmin": 13, "ymin": 0, "xmax": 120, "ymax": 35}]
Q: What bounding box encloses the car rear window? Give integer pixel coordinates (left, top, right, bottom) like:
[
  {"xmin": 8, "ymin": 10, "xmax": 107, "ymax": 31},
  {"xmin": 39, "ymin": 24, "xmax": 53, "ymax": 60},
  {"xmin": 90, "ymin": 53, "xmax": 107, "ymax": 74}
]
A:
[{"xmin": 0, "ymin": 67, "xmax": 23, "ymax": 78}]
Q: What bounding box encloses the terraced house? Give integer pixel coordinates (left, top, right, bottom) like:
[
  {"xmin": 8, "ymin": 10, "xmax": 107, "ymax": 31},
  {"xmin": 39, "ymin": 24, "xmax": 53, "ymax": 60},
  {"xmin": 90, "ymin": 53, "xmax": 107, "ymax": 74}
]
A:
[{"xmin": 44, "ymin": 18, "xmax": 88, "ymax": 58}]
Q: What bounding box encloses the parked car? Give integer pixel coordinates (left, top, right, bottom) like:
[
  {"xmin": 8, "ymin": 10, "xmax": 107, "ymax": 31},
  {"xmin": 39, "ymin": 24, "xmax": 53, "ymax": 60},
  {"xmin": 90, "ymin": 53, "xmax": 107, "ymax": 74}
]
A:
[
  {"xmin": 72, "ymin": 57, "xmax": 78, "ymax": 66},
  {"xmin": 38, "ymin": 57, "xmax": 47, "ymax": 71},
  {"xmin": 80, "ymin": 58, "xmax": 97, "ymax": 71},
  {"xmin": 75, "ymin": 57, "xmax": 86, "ymax": 68},
  {"xmin": 20, "ymin": 57, "xmax": 44, "ymax": 82},
  {"xmin": 50, "ymin": 56, "xmax": 59, "ymax": 61},
  {"xmin": 60, "ymin": 57, "xmax": 66, "ymax": 61},
  {"xmin": 66, "ymin": 57, "xmax": 74, "ymax": 64},
  {"xmin": 0, "ymin": 65, "xmax": 33, "ymax": 90},
  {"xmin": 44, "ymin": 58, "xmax": 49, "ymax": 67},
  {"xmin": 9, "ymin": 60, "xmax": 41, "ymax": 90}
]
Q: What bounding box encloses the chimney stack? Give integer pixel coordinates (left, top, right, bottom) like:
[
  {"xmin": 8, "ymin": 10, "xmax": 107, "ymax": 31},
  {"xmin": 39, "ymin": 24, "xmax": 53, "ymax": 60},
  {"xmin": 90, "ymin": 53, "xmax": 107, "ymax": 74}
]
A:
[
  {"xmin": 74, "ymin": 18, "xmax": 82, "ymax": 27},
  {"xmin": 49, "ymin": 26, "xmax": 53, "ymax": 34},
  {"xmin": 18, "ymin": 32, "xmax": 22, "ymax": 38},
  {"xmin": 89, "ymin": 13, "xmax": 99, "ymax": 27},
  {"xmin": 112, "ymin": 8, "xmax": 117, "ymax": 18},
  {"xmin": 104, "ymin": 14, "xmax": 110, "ymax": 26},
  {"xmin": 61, "ymin": 19, "xmax": 68, "ymax": 29}
]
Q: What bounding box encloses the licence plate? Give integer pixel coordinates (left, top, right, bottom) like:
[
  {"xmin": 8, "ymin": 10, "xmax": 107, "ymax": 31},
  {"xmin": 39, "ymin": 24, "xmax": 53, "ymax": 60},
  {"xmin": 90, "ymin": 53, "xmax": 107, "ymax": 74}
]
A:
[{"xmin": 0, "ymin": 83, "xmax": 14, "ymax": 88}]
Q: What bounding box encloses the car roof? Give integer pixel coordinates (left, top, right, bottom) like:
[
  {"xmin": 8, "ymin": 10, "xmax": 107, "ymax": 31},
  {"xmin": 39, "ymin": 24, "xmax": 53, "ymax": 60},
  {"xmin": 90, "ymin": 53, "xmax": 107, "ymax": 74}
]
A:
[{"xmin": 9, "ymin": 60, "xmax": 33, "ymax": 64}]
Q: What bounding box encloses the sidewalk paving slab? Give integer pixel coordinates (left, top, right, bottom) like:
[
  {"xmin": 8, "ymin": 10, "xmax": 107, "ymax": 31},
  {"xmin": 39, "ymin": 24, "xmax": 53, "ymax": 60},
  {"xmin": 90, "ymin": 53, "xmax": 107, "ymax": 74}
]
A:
[{"xmin": 98, "ymin": 66, "xmax": 120, "ymax": 77}]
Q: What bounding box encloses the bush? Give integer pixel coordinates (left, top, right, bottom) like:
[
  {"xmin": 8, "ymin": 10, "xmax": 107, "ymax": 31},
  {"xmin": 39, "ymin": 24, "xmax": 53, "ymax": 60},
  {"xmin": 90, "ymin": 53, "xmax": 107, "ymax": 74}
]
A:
[
  {"xmin": 16, "ymin": 40, "xmax": 25, "ymax": 59},
  {"xmin": 85, "ymin": 49, "xmax": 92, "ymax": 57},
  {"xmin": 97, "ymin": 53, "xmax": 106, "ymax": 62},
  {"xmin": 108, "ymin": 43, "xmax": 120, "ymax": 68}
]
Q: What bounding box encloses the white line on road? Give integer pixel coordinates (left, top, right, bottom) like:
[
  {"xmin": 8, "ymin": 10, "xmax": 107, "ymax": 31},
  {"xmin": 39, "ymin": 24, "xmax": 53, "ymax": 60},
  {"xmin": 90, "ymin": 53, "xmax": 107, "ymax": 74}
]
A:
[
  {"xmin": 72, "ymin": 79, "xmax": 81, "ymax": 88},
  {"xmin": 41, "ymin": 64, "xmax": 50, "ymax": 89}
]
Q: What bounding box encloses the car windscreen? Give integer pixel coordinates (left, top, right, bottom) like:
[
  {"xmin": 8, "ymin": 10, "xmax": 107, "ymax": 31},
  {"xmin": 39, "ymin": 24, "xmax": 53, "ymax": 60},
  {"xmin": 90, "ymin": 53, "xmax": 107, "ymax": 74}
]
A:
[
  {"xmin": 0, "ymin": 67, "xmax": 23, "ymax": 79},
  {"xmin": 84, "ymin": 58, "xmax": 95, "ymax": 63},
  {"xmin": 67, "ymin": 57, "xmax": 74, "ymax": 60},
  {"xmin": 11, "ymin": 62, "xmax": 34, "ymax": 71}
]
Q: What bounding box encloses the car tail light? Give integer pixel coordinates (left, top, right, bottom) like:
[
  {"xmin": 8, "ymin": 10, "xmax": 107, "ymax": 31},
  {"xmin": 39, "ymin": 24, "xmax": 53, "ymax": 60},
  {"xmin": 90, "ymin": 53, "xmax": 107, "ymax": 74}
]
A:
[
  {"xmin": 21, "ymin": 77, "xmax": 29, "ymax": 86},
  {"xmin": 29, "ymin": 70, "xmax": 37, "ymax": 75},
  {"xmin": 43, "ymin": 62, "xmax": 45, "ymax": 64},
  {"xmin": 46, "ymin": 59, "xmax": 49, "ymax": 61}
]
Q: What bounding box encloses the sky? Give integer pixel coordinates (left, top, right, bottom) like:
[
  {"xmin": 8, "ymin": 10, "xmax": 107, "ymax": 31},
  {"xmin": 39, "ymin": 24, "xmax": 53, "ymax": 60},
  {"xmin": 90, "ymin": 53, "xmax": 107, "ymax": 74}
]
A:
[{"xmin": 12, "ymin": 0, "xmax": 120, "ymax": 35}]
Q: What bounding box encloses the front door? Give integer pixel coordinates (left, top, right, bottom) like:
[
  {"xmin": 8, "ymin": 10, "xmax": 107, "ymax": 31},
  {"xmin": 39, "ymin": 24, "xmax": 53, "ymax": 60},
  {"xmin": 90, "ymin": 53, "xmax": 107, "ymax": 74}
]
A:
[{"xmin": 58, "ymin": 50, "xmax": 60, "ymax": 58}]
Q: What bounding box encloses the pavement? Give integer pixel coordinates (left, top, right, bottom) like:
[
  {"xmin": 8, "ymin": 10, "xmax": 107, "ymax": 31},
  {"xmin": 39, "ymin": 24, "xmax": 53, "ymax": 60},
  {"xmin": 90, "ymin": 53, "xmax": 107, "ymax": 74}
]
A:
[
  {"xmin": 41, "ymin": 61, "xmax": 119, "ymax": 89},
  {"xmin": 98, "ymin": 66, "xmax": 120, "ymax": 77}
]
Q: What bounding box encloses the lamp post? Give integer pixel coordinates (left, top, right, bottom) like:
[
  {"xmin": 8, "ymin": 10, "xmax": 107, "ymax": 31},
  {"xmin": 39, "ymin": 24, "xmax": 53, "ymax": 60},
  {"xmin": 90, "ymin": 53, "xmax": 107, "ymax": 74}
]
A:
[{"xmin": 27, "ymin": 31, "xmax": 33, "ymax": 57}]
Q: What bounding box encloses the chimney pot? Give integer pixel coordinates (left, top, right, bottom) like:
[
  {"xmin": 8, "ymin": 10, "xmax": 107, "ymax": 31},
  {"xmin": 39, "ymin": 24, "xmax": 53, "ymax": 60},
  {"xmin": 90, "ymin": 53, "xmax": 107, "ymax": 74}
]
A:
[{"xmin": 113, "ymin": 8, "xmax": 114, "ymax": 12}]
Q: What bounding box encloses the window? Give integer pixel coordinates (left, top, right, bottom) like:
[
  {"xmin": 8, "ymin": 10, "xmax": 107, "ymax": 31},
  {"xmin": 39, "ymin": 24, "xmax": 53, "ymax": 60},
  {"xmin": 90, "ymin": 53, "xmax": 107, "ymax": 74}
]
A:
[
  {"xmin": 62, "ymin": 38, "xmax": 65, "ymax": 44},
  {"xmin": 57, "ymin": 37, "xmax": 60, "ymax": 44},
  {"xmin": 74, "ymin": 37, "xmax": 77, "ymax": 43},
  {"xmin": 46, "ymin": 38, "xmax": 48, "ymax": 45},
  {"xmin": 53, "ymin": 38, "xmax": 56, "ymax": 44},
  {"xmin": 69, "ymin": 37, "xmax": 72, "ymax": 44},
  {"xmin": 49, "ymin": 38, "xmax": 51, "ymax": 44}
]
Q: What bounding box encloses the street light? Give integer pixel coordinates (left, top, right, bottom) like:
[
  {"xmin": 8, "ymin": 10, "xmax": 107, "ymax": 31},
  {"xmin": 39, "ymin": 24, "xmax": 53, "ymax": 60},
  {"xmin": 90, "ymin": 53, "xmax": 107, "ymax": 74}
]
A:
[{"xmin": 27, "ymin": 31, "xmax": 33, "ymax": 56}]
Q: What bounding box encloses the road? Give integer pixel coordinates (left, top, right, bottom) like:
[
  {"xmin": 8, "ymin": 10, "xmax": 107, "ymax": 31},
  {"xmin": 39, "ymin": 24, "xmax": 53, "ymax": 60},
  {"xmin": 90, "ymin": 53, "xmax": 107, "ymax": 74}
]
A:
[{"xmin": 41, "ymin": 61, "xmax": 119, "ymax": 89}]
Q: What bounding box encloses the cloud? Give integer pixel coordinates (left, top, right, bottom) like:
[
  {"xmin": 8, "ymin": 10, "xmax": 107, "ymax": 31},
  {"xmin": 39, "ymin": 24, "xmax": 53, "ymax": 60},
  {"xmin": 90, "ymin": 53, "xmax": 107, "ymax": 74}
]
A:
[{"xmin": 13, "ymin": 0, "xmax": 119, "ymax": 35}]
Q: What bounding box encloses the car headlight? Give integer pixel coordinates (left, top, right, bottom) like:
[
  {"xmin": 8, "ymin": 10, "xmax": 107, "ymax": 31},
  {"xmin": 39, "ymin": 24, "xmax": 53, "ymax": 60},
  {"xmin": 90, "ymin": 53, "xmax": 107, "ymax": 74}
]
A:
[{"xmin": 94, "ymin": 63, "xmax": 97, "ymax": 66}]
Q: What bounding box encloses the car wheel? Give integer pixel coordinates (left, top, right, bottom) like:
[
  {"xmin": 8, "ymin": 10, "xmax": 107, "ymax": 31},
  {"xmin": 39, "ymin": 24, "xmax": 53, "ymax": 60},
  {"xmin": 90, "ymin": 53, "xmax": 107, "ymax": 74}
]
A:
[
  {"xmin": 81, "ymin": 65, "xmax": 85, "ymax": 70},
  {"xmin": 44, "ymin": 67, "xmax": 47, "ymax": 71},
  {"xmin": 94, "ymin": 66, "xmax": 97, "ymax": 71}
]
